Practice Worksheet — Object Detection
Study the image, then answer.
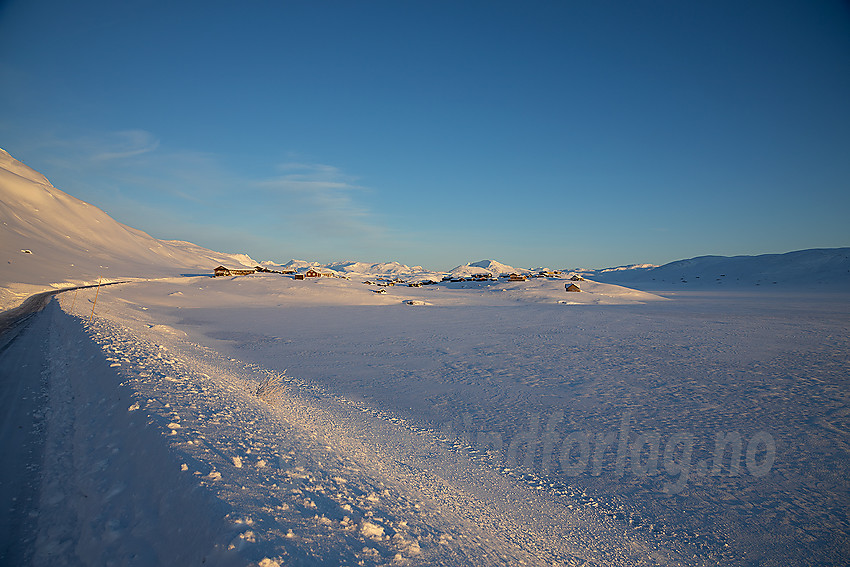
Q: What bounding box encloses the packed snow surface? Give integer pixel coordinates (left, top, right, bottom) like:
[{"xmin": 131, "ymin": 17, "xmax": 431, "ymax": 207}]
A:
[{"xmin": 2, "ymin": 148, "xmax": 850, "ymax": 566}]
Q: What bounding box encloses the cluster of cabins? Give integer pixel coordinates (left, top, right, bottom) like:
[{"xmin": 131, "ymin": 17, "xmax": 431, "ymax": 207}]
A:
[
  {"xmin": 363, "ymin": 278, "xmax": 428, "ymax": 288},
  {"xmin": 437, "ymin": 271, "xmax": 583, "ymax": 291},
  {"xmin": 213, "ymin": 265, "xmax": 584, "ymax": 292},
  {"xmin": 213, "ymin": 265, "xmax": 332, "ymax": 278},
  {"xmin": 295, "ymin": 268, "xmax": 335, "ymax": 280},
  {"xmin": 441, "ymin": 270, "xmax": 584, "ymax": 283}
]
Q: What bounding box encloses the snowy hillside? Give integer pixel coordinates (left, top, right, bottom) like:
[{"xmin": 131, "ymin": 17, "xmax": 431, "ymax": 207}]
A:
[
  {"xmin": 448, "ymin": 259, "xmax": 523, "ymax": 278},
  {"xmin": 586, "ymin": 249, "xmax": 850, "ymax": 290},
  {"xmin": 0, "ymin": 148, "xmax": 257, "ymax": 310},
  {"xmin": 279, "ymin": 259, "xmax": 319, "ymax": 271}
]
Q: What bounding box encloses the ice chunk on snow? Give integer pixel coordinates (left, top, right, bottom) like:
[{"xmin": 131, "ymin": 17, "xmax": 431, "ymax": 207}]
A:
[{"xmin": 360, "ymin": 521, "xmax": 385, "ymax": 540}]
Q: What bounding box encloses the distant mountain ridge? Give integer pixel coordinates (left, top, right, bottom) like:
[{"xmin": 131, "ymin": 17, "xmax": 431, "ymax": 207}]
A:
[
  {"xmin": 256, "ymin": 250, "xmax": 850, "ymax": 289},
  {"xmin": 587, "ymin": 248, "xmax": 850, "ymax": 289}
]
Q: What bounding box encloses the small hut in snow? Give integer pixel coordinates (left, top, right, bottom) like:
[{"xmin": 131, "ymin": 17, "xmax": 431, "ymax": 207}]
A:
[
  {"xmin": 565, "ymin": 283, "xmax": 581, "ymax": 292},
  {"xmin": 214, "ymin": 266, "xmax": 255, "ymax": 276}
]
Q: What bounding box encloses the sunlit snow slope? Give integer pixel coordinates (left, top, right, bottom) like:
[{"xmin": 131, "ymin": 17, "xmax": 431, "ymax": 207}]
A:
[
  {"xmin": 587, "ymin": 249, "xmax": 850, "ymax": 290},
  {"xmin": 0, "ymin": 148, "xmax": 256, "ymax": 310}
]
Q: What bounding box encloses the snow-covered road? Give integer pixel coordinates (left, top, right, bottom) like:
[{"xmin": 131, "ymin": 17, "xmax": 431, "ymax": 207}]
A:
[{"xmin": 2, "ymin": 299, "xmax": 242, "ymax": 565}]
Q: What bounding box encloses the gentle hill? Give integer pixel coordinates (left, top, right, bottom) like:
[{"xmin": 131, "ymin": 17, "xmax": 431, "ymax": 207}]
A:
[
  {"xmin": 0, "ymin": 148, "xmax": 256, "ymax": 309},
  {"xmin": 588, "ymin": 248, "xmax": 850, "ymax": 290}
]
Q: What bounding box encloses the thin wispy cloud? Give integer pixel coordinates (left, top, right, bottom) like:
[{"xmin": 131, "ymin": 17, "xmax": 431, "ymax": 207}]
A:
[
  {"xmin": 258, "ymin": 161, "xmax": 387, "ymax": 240},
  {"xmin": 266, "ymin": 162, "xmax": 366, "ymax": 192},
  {"xmin": 91, "ymin": 130, "xmax": 160, "ymax": 161},
  {"xmin": 29, "ymin": 129, "xmax": 161, "ymax": 167},
  {"xmin": 16, "ymin": 131, "xmax": 396, "ymax": 258}
]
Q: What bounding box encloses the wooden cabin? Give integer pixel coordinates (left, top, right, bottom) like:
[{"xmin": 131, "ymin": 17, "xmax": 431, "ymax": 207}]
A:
[
  {"xmin": 213, "ymin": 266, "xmax": 256, "ymax": 277},
  {"xmin": 304, "ymin": 268, "xmax": 334, "ymax": 278}
]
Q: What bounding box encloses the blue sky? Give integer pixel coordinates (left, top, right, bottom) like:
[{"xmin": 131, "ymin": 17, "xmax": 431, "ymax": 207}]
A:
[{"xmin": 1, "ymin": 0, "xmax": 849, "ymax": 270}]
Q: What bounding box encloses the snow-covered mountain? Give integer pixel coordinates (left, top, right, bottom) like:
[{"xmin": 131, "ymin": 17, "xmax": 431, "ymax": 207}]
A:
[
  {"xmin": 326, "ymin": 261, "xmax": 446, "ymax": 282},
  {"xmin": 587, "ymin": 249, "xmax": 850, "ymax": 289},
  {"xmin": 0, "ymin": 148, "xmax": 257, "ymax": 309},
  {"xmin": 267, "ymin": 259, "xmax": 443, "ymax": 281},
  {"xmin": 327, "ymin": 260, "xmax": 415, "ymax": 276},
  {"xmin": 279, "ymin": 259, "xmax": 320, "ymax": 270},
  {"xmin": 449, "ymin": 259, "xmax": 523, "ymax": 278}
]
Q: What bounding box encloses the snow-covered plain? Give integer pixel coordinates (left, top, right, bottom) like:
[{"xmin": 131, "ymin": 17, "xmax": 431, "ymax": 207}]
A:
[{"xmin": 2, "ymin": 149, "xmax": 849, "ymax": 566}]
